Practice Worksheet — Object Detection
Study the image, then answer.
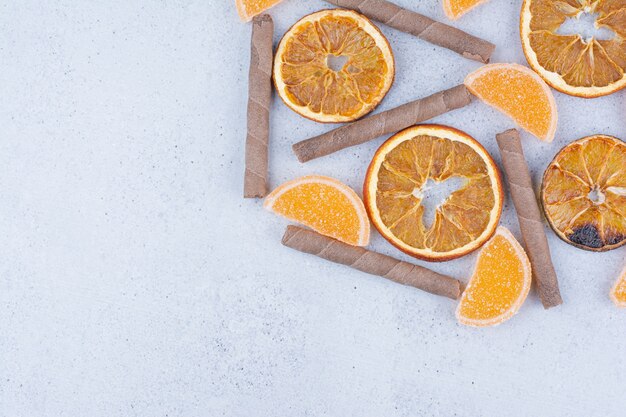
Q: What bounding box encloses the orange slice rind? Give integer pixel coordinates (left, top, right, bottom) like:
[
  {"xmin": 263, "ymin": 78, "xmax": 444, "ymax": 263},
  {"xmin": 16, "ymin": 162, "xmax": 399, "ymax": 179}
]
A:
[
  {"xmin": 542, "ymin": 134, "xmax": 626, "ymax": 252},
  {"xmin": 521, "ymin": 0, "xmax": 626, "ymax": 97},
  {"xmin": 465, "ymin": 63, "xmax": 558, "ymax": 142},
  {"xmin": 273, "ymin": 9, "xmax": 395, "ymax": 123},
  {"xmin": 456, "ymin": 227, "xmax": 532, "ymax": 327},
  {"xmin": 264, "ymin": 175, "xmax": 370, "ymax": 246},
  {"xmin": 364, "ymin": 124, "xmax": 503, "ymax": 261}
]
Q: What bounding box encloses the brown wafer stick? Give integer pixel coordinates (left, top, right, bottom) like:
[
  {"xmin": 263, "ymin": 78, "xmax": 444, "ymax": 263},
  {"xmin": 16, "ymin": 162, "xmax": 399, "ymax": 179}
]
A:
[
  {"xmin": 325, "ymin": 0, "xmax": 495, "ymax": 63},
  {"xmin": 292, "ymin": 84, "xmax": 472, "ymax": 162},
  {"xmin": 244, "ymin": 14, "xmax": 273, "ymax": 198},
  {"xmin": 282, "ymin": 225, "xmax": 462, "ymax": 299},
  {"xmin": 496, "ymin": 129, "xmax": 563, "ymax": 309}
]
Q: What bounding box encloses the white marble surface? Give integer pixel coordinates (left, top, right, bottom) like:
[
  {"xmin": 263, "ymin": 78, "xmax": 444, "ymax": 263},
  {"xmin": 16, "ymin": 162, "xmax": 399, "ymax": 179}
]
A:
[{"xmin": 1, "ymin": 0, "xmax": 625, "ymax": 416}]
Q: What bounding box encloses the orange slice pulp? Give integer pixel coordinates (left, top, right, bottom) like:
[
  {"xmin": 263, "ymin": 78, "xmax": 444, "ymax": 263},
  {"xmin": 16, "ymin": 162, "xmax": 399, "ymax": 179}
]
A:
[
  {"xmin": 264, "ymin": 175, "xmax": 370, "ymax": 246},
  {"xmin": 273, "ymin": 9, "xmax": 395, "ymax": 123},
  {"xmin": 456, "ymin": 227, "xmax": 532, "ymax": 327},
  {"xmin": 364, "ymin": 125, "xmax": 503, "ymax": 261}
]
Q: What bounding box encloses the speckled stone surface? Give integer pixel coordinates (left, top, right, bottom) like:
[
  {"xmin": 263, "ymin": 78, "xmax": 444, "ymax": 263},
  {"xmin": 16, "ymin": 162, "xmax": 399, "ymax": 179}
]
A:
[{"xmin": 1, "ymin": 1, "xmax": 625, "ymax": 416}]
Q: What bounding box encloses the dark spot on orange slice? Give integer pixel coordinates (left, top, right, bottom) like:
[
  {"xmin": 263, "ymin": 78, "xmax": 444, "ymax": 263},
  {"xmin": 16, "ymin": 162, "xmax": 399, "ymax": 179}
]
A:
[{"xmin": 568, "ymin": 224, "xmax": 603, "ymax": 248}]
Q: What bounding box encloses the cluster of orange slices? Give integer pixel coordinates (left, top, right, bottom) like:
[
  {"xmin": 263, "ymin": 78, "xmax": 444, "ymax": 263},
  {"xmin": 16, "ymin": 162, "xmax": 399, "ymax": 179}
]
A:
[
  {"xmin": 240, "ymin": 0, "xmax": 626, "ymax": 100},
  {"xmin": 238, "ymin": 0, "xmax": 626, "ymax": 325}
]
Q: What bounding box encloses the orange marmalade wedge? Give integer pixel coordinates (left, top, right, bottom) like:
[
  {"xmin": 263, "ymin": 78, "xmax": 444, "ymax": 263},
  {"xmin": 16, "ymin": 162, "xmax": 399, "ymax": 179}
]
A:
[
  {"xmin": 465, "ymin": 63, "xmax": 558, "ymax": 142},
  {"xmin": 264, "ymin": 175, "xmax": 370, "ymax": 246},
  {"xmin": 457, "ymin": 227, "xmax": 532, "ymax": 327}
]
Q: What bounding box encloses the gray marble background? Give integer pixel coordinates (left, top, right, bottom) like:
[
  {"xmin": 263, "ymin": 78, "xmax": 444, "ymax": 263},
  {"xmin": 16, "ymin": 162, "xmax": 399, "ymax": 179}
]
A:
[{"xmin": 1, "ymin": 0, "xmax": 625, "ymax": 416}]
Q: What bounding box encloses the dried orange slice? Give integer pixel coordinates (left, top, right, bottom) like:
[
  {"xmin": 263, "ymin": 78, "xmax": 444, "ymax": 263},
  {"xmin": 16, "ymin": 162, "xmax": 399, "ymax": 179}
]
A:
[
  {"xmin": 264, "ymin": 175, "xmax": 370, "ymax": 246},
  {"xmin": 610, "ymin": 265, "xmax": 626, "ymax": 307},
  {"xmin": 521, "ymin": 0, "xmax": 626, "ymax": 97},
  {"xmin": 364, "ymin": 125, "xmax": 503, "ymax": 261},
  {"xmin": 273, "ymin": 9, "xmax": 395, "ymax": 123},
  {"xmin": 456, "ymin": 227, "xmax": 532, "ymax": 327},
  {"xmin": 236, "ymin": 0, "xmax": 283, "ymax": 21},
  {"xmin": 542, "ymin": 134, "xmax": 626, "ymax": 251},
  {"xmin": 443, "ymin": 0, "xmax": 490, "ymax": 20},
  {"xmin": 465, "ymin": 63, "xmax": 558, "ymax": 142}
]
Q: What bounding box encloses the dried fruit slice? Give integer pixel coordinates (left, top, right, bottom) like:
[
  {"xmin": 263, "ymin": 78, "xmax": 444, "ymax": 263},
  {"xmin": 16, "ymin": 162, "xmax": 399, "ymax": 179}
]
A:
[
  {"xmin": 465, "ymin": 63, "xmax": 558, "ymax": 142},
  {"xmin": 264, "ymin": 175, "xmax": 370, "ymax": 246},
  {"xmin": 443, "ymin": 0, "xmax": 490, "ymax": 20},
  {"xmin": 273, "ymin": 9, "xmax": 395, "ymax": 123},
  {"xmin": 610, "ymin": 265, "xmax": 626, "ymax": 307},
  {"xmin": 521, "ymin": 0, "xmax": 626, "ymax": 97},
  {"xmin": 456, "ymin": 227, "xmax": 532, "ymax": 327},
  {"xmin": 542, "ymin": 134, "xmax": 626, "ymax": 251},
  {"xmin": 364, "ymin": 125, "xmax": 503, "ymax": 261},
  {"xmin": 236, "ymin": 0, "xmax": 283, "ymax": 21}
]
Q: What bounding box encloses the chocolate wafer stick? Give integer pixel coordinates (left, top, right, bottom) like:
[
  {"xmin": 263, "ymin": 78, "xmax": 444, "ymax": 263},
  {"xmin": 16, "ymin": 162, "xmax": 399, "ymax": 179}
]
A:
[
  {"xmin": 282, "ymin": 225, "xmax": 462, "ymax": 299},
  {"xmin": 244, "ymin": 14, "xmax": 273, "ymax": 198},
  {"xmin": 325, "ymin": 0, "xmax": 495, "ymax": 63},
  {"xmin": 496, "ymin": 129, "xmax": 563, "ymax": 309},
  {"xmin": 293, "ymin": 84, "xmax": 472, "ymax": 162}
]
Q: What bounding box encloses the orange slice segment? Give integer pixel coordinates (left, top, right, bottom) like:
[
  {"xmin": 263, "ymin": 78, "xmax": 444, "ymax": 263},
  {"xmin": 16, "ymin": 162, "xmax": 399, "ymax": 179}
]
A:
[
  {"xmin": 542, "ymin": 134, "xmax": 626, "ymax": 251},
  {"xmin": 456, "ymin": 227, "xmax": 532, "ymax": 327},
  {"xmin": 610, "ymin": 265, "xmax": 626, "ymax": 307},
  {"xmin": 521, "ymin": 0, "xmax": 626, "ymax": 97},
  {"xmin": 465, "ymin": 63, "xmax": 558, "ymax": 142},
  {"xmin": 264, "ymin": 175, "xmax": 370, "ymax": 246},
  {"xmin": 236, "ymin": 0, "xmax": 283, "ymax": 21},
  {"xmin": 273, "ymin": 9, "xmax": 395, "ymax": 123},
  {"xmin": 443, "ymin": 0, "xmax": 490, "ymax": 20},
  {"xmin": 364, "ymin": 125, "xmax": 503, "ymax": 261}
]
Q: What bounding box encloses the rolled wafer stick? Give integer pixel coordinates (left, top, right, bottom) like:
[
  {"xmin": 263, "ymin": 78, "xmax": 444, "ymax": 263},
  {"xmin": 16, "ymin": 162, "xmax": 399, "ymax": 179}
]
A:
[
  {"xmin": 325, "ymin": 0, "xmax": 495, "ymax": 63},
  {"xmin": 293, "ymin": 84, "xmax": 472, "ymax": 162},
  {"xmin": 244, "ymin": 14, "xmax": 273, "ymax": 198},
  {"xmin": 496, "ymin": 129, "xmax": 563, "ymax": 309},
  {"xmin": 282, "ymin": 225, "xmax": 462, "ymax": 299}
]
